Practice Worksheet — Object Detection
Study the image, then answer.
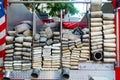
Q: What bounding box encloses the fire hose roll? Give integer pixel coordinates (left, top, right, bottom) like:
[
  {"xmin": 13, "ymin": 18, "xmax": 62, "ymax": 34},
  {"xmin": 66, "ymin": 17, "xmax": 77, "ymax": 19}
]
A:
[
  {"xmin": 91, "ymin": 11, "xmax": 103, "ymax": 18},
  {"xmin": 91, "ymin": 18, "xmax": 102, "ymax": 22},
  {"xmin": 91, "ymin": 27, "xmax": 102, "ymax": 32},
  {"xmin": 104, "ymin": 58, "xmax": 116, "ymax": 63},
  {"xmin": 103, "ymin": 24, "xmax": 114, "ymax": 30},
  {"xmin": 103, "ymin": 21, "xmax": 114, "ymax": 25},
  {"xmin": 91, "ymin": 22, "xmax": 102, "ymax": 27},
  {"xmin": 92, "ymin": 52, "xmax": 103, "ymax": 61},
  {"xmin": 103, "ymin": 13, "xmax": 114, "ymax": 20},
  {"xmin": 104, "ymin": 52, "xmax": 116, "ymax": 57},
  {"xmin": 91, "ymin": 0, "xmax": 102, "ymax": 11}
]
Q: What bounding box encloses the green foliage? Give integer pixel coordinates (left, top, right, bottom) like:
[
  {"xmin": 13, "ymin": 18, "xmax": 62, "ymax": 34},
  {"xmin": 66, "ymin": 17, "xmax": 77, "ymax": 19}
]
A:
[{"xmin": 24, "ymin": 0, "xmax": 79, "ymax": 16}]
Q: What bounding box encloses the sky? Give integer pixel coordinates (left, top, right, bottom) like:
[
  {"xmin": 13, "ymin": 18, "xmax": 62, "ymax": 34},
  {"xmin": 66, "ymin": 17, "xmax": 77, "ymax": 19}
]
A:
[{"xmin": 72, "ymin": 0, "xmax": 108, "ymax": 18}]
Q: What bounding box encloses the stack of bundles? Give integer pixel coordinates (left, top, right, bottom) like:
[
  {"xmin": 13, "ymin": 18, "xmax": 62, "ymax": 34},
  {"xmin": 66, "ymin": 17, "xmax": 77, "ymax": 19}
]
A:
[
  {"xmin": 80, "ymin": 34, "xmax": 90, "ymax": 61},
  {"xmin": 5, "ymin": 31, "xmax": 16, "ymax": 70},
  {"xmin": 4, "ymin": 21, "xmax": 33, "ymax": 71},
  {"xmin": 39, "ymin": 31, "xmax": 47, "ymax": 47},
  {"xmin": 70, "ymin": 39, "xmax": 81, "ymax": 69},
  {"xmin": 90, "ymin": 0, "xmax": 103, "ymax": 61},
  {"xmin": 103, "ymin": 13, "xmax": 116, "ymax": 63},
  {"xmin": 22, "ymin": 36, "xmax": 32, "ymax": 70},
  {"xmin": 51, "ymin": 31, "xmax": 61, "ymax": 69},
  {"xmin": 32, "ymin": 47, "xmax": 42, "ymax": 69},
  {"xmin": 32, "ymin": 34, "xmax": 42, "ymax": 69},
  {"xmin": 53, "ymin": 32, "xmax": 60, "ymax": 43},
  {"xmin": 51, "ymin": 43, "xmax": 61, "ymax": 68},
  {"xmin": 62, "ymin": 38, "xmax": 71, "ymax": 68},
  {"xmin": 42, "ymin": 46, "xmax": 52, "ymax": 68},
  {"xmin": 14, "ymin": 36, "xmax": 23, "ymax": 70},
  {"xmin": 62, "ymin": 33, "xmax": 81, "ymax": 69}
]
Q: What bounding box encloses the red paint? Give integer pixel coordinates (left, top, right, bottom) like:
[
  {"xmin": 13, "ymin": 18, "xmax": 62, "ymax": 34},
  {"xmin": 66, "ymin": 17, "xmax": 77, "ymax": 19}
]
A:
[
  {"xmin": 63, "ymin": 22, "xmax": 87, "ymax": 29},
  {"xmin": 115, "ymin": 7, "xmax": 120, "ymax": 80},
  {"xmin": 115, "ymin": 68, "xmax": 120, "ymax": 80},
  {"xmin": 112, "ymin": 0, "xmax": 116, "ymax": 9},
  {"xmin": 117, "ymin": 9, "xmax": 120, "ymax": 66}
]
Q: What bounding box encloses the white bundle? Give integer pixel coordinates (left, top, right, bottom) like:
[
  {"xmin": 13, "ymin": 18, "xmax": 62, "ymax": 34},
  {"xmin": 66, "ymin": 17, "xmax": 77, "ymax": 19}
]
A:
[
  {"xmin": 104, "ymin": 47, "xmax": 116, "ymax": 52},
  {"xmin": 91, "ymin": 0, "xmax": 102, "ymax": 11},
  {"xmin": 103, "ymin": 29, "xmax": 114, "ymax": 34},
  {"xmin": 34, "ymin": 34, "xmax": 40, "ymax": 41},
  {"xmin": 104, "ymin": 52, "xmax": 116, "ymax": 58},
  {"xmin": 24, "ymin": 36, "xmax": 32, "ymax": 42},
  {"xmin": 15, "ymin": 23, "xmax": 31, "ymax": 33},
  {"xmin": 91, "ymin": 22, "xmax": 102, "ymax": 27},
  {"xmin": 79, "ymin": 58, "xmax": 88, "ymax": 61},
  {"xmin": 45, "ymin": 27, "xmax": 53, "ymax": 38},
  {"xmin": 14, "ymin": 52, "xmax": 22, "ymax": 55},
  {"xmin": 91, "ymin": 38, "xmax": 103, "ymax": 42},
  {"xmin": 104, "ymin": 39, "xmax": 115, "ymax": 43},
  {"xmin": 91, "ymin": 11, "xmax": 102, "ymax": 18},
  {"xmin": 23, "ymin": 42, "xmax": 32, "ymax": 47},
  {"xmin": 5, "ymin": 49, "xmax": 14, "ymax": 53},
  {"xmin": 104, "ymin": 34, "xmax": 116, "ymax": 39},
  {"xmin": 8, "ymin": 31, "xmax": 16, "ymax": 36},
  {"xmin": 104, "ymin": 43, "xmax": 116, "ymax": 48},
  {"xmin": 91, "ymin": 41, "xmax": 103, "ymax": 46},
  {"xmin": 103, "ymin": 21, "xmax": 114, "ymax": 25},
  {"xmin": 103, "ymin": 13, "xmax": 114, "ymax": 20},
  {"xmin": 5, "ymin": 44, "xmax": 14, "ymax": 50},
  {"xmin": 15, "ymin": 37, "xmax": 24, "ymax": 43},
  {"xmin": 91, "ymin": 27, "xmax": 102, "ymax": 32},
  {"xmin": 15, "ymin": 48, "xmax": 23, "ymax": 51},
  {"xmin": 81, "ymin": 50, "xmax": 89, "ymax": 53},
  {"xmin": 91, "ymin": 18, "xmax": 102, "ymax": 22},
  {"xmin": 91, "ymin": 31, "xmax": 102, "ymax": 36},
  {"xmin": 104, "ymin": 58, "xmax": 116, "ymax": 63},
  {"xmin": 83, "ymin": 34, "xmax": 89, "ymax": 38},
  {"xmin": 23, "ymin": 29, "xmax": 32, "ymax": 36},
  {"xmin": 91, "ymin": 49, "xmax": 103, "ymax": 53},
  {"xmin": 91, "ymin": 36, "xmax": 102, "ymax": 39},
  {"xmin": 103, "ymin": 24, "xmax": 114, "ymax": 30},
  {"xmin": 91, "ymin": 45, "xmax": 102, "ymax": 50},
  {"xmin": 6, "ymin": 36, "xmax": 14, "ymax": 42}
]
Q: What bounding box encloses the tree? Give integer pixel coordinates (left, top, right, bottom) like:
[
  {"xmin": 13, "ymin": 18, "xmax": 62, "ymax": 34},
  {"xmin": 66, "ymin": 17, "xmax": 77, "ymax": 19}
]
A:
[{"xmin": 24, "ymin": 0, "xmax": 79, "ymax": 16}]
